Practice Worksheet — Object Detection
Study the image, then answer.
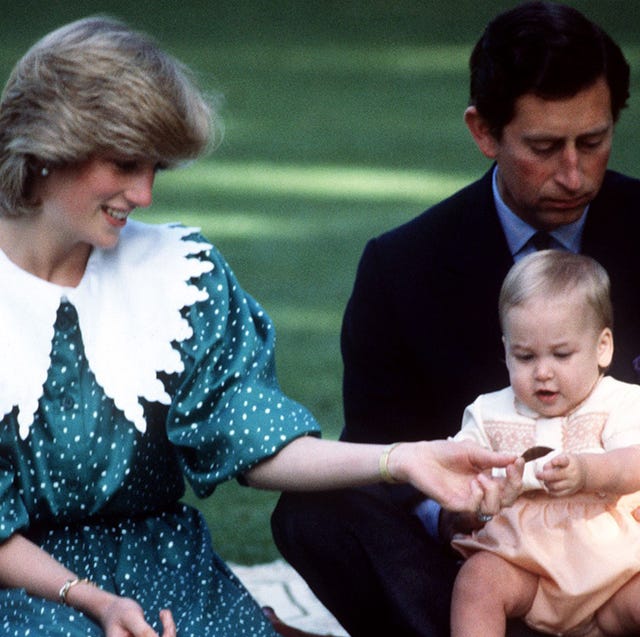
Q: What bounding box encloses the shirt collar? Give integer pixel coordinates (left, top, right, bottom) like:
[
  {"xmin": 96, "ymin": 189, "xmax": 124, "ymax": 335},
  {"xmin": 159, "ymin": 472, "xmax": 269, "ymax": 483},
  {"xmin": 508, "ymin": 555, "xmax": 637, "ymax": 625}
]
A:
[
  {"xmin": 0, "ymin": 221, "xmax": 213, "ymax": 439},
  {"xmin": 492, "ymin": 167, "xmax": 586, "ymax": 260}
]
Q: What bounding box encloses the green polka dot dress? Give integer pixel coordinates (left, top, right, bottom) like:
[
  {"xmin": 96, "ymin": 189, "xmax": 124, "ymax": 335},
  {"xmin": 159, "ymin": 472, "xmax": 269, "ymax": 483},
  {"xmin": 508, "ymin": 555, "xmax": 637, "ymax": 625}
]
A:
[{"xmin": 0, "ymin": 222, "xmax": 320, "ymax": 636}]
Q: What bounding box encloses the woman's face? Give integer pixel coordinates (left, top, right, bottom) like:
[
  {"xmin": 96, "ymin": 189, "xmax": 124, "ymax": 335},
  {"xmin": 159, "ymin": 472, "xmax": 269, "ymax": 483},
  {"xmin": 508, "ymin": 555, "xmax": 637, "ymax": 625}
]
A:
[{"xmin": 37, "ymin": 156, "xmax": 157, "ymax": 251}]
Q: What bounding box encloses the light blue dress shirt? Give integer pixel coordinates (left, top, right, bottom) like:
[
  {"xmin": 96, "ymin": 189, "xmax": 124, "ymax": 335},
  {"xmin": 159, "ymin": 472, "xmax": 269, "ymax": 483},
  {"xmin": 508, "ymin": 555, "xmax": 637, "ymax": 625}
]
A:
[{"xmin": 492, "ymin": 167, "xmax": 586, "ymax": 260}]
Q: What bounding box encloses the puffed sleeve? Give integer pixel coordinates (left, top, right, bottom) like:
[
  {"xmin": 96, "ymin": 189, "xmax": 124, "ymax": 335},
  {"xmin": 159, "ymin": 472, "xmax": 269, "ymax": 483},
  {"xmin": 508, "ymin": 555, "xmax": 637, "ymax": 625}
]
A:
[
  {"xmin": 599, "ymin": 378, "xmax": 640, "ymax": 450},
  {"xmin": 452, "ymin": 396, "xmax": 493, "ymax": 449},
  {"xmin": 165, "ymin": 238, "xmax": 321, "ymax": 496}
]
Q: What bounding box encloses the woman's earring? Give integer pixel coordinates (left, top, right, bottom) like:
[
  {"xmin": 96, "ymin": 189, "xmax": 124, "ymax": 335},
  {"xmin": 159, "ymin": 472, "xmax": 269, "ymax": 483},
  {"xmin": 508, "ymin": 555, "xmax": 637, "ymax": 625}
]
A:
[{"xmin": 40, "ymin": 166, "xmax": 49, "ymax": 177}]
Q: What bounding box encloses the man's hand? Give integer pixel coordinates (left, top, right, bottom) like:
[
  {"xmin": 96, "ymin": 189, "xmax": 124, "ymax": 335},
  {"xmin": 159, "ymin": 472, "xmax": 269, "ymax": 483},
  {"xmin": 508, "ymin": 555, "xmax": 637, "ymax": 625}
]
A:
[{"xmin": 438, "ymin": 509, "xmax": 483, "ymax": 543}]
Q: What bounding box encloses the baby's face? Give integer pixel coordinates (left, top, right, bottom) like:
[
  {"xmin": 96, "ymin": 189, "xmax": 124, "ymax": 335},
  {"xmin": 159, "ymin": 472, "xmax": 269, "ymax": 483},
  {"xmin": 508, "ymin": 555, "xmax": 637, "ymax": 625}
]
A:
[{"xmin": 502, "ymin": 292, "xmax": 612, "ymax": 417}]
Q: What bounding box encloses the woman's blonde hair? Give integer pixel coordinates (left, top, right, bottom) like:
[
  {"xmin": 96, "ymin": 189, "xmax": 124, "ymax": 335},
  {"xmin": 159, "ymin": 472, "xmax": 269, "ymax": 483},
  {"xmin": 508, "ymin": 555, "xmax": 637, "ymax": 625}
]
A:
[
  {"xmin": 499, "ymin": 250, "xmax": 613, "ymax": 333},
  {"xmin": 0, "ymin": 16, "xmax": 217, "ymax": 216}
]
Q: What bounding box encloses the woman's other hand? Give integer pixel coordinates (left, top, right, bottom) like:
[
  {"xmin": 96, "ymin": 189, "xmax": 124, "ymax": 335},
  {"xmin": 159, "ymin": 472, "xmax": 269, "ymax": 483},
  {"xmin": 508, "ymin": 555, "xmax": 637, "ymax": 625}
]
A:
[{"xmin": 99, "ymin": 595, "xmax": 176, "ymax": 637}]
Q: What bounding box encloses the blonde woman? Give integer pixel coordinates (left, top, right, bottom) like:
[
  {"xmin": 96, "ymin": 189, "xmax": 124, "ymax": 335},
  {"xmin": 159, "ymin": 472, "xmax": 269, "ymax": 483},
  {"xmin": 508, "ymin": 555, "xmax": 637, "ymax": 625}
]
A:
[{"xmin": 0, "ymin": 17, "xmax": 518, "ymax": 636}]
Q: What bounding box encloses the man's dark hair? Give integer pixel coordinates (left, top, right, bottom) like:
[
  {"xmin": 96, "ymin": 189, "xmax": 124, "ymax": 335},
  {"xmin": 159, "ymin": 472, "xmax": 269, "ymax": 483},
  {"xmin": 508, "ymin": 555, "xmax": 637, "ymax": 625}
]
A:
[{"xmin": 469, "ymin": 1, "xmax": 630, "ymax": 137}]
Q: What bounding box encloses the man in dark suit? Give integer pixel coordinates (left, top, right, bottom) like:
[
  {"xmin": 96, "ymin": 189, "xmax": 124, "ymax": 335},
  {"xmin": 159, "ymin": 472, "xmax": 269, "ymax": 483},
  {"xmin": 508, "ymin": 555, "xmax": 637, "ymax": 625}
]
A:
[{"xmin": 272, "ymin": 3, "xmax": 640, "ymax": 636}]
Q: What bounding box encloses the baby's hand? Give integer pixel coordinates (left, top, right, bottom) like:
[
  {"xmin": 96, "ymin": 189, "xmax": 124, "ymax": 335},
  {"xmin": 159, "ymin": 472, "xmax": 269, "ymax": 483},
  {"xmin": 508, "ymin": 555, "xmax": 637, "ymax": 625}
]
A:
[
  {"xmin": 537, "ymin": 452, "xmax": 586, "ymax": 496},
  {"xmin": 499, "ymin": 456, "xmax": 525, "ymax": 507},
  {"xmin": 476, "ymin": 456, "xmax": 525, "ymax": 514}
]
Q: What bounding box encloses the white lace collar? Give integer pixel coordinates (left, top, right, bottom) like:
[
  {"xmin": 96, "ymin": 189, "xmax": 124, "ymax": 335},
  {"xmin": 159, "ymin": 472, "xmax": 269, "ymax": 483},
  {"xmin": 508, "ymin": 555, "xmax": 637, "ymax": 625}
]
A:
[{"xmin": 0, "ymin": 221, "xmax": 213, "ymax": 439}]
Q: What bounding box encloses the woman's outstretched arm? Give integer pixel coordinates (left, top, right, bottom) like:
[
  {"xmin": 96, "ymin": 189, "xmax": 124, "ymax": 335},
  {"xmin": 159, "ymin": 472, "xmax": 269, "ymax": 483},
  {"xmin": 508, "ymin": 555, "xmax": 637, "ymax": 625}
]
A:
[{"xmin": 244, "ymin": 436, "xmax": 519, "ymax": 513}]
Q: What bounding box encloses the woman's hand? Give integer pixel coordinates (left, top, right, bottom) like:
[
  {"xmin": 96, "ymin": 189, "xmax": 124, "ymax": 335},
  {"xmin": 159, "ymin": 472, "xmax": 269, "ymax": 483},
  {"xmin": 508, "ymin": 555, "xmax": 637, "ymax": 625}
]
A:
[
  {"xmin": 99, "ymin": 595, "xmax": 176, "ymax": 637},
  {"xmin": 436, "ymin": 458, "xmax": 524, "ymax": 541},
  {"xmin": 0, "ymin": 533, "xmax": 176, "ymax": 637},
  {"xmin": 394, "ymin": 440, "xmax": 520, "ymax": 513},
  {"xmin": 245, "ymin": 435, "xmax": 521, "ymax": 516}
]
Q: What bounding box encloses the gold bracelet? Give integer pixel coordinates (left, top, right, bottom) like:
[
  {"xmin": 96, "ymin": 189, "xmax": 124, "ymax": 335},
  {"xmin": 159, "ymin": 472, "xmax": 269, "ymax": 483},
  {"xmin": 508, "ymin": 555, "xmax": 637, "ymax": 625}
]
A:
[
  {"xmin": 379, "ymin": 442, "xmax": 402, "ymax": 484},
  {"xmin": 59, "ymin": 577, "xmax": 95, "ymax": 605}
]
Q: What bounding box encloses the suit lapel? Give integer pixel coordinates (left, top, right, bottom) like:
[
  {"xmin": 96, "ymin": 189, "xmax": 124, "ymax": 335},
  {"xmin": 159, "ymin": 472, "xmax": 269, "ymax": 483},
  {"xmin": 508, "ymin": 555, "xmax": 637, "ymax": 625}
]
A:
[{"xmin": 448, "ymin": 168, "xmax": 514, "ymax": 281}]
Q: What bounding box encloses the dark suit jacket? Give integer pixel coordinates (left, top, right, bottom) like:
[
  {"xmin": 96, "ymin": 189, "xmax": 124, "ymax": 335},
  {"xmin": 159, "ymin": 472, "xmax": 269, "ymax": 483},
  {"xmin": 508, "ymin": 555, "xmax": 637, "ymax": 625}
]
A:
[{"xmin": 340, "ymin": 167, "xmax": 640, "ymax": 445}]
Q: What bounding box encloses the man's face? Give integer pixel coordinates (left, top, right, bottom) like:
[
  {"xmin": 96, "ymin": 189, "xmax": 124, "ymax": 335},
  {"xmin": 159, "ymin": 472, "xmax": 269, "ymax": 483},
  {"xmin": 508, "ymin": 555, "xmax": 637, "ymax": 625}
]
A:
[{"xmin": 489, "ymin": 78, "xmax": 613, "ymax": 231}]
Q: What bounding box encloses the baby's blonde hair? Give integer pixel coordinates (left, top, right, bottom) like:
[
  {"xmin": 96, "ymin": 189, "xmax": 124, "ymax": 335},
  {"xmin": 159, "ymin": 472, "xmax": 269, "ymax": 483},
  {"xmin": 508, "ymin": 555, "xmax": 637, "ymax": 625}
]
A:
[{"xmin": 499, "ymin": 250, "xmax": 613, "ymax": 333}]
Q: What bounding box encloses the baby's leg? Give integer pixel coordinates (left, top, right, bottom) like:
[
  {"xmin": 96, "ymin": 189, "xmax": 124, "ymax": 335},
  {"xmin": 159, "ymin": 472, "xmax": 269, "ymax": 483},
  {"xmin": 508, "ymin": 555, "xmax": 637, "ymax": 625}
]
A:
[
  {"xmin": 451, "ymin": 551, "xmax": 537, "ymax": 637},
  {"xmin": 595, "ymin": 572, "xmax": 640, "ymax": 635}
]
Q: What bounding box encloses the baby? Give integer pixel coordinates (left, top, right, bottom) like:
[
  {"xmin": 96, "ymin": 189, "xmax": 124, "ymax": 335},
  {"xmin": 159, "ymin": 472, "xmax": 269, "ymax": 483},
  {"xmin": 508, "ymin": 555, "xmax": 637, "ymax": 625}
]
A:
[{"xmin": 450, "ymin": 250, "xmax": 640, "ymax": 637}]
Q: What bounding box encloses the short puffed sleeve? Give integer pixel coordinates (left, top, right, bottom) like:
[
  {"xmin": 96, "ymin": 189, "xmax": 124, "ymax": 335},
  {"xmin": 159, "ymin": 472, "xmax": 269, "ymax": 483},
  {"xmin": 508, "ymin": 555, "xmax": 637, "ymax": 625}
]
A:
[
  {"xmin": 597, "ymin": 377, "xmax": 640, "ymax": 450},
  {"xmin": 165, "ymin": 238, "xmax": 321, "ymax": 496}
]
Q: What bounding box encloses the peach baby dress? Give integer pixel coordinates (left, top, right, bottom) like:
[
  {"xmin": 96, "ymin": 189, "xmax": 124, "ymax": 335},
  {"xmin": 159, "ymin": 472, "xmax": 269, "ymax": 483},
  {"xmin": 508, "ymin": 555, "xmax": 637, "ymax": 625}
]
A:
[{"xmin": 452, "ymin": 376, "xmax": 640, "ymax": 635}]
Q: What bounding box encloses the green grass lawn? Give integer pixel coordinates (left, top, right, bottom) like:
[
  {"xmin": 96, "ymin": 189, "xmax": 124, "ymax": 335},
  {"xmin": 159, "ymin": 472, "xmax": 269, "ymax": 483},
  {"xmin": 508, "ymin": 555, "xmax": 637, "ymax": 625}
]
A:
[{"xmin": 2, "ymin": 0, "xmax": 640, "ymax": 563}]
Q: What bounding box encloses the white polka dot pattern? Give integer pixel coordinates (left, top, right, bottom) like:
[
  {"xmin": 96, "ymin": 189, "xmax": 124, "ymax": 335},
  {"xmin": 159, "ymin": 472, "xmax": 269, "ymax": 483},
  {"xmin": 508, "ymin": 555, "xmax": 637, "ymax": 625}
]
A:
[{"xmin": 0, "ymin": 227, "xmax": 320, "ymax": 634}]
